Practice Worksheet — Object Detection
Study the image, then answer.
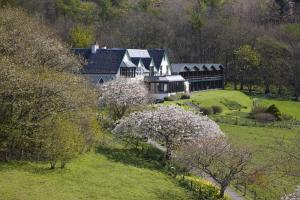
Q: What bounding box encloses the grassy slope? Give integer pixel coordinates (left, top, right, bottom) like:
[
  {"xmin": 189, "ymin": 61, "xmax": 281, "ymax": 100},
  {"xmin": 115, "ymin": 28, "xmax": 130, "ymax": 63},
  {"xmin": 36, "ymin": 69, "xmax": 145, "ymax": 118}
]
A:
[
  {"xmin": 222, "ymin": 124, "xmax": 300, "ymax": 199},
  {"xmin": 164, "ymin": 90, "xmax": 253, "ymax": 113},
  {"xmin": 0, "ymin": 150, "xmax": 193, "ymax": 200},
  {"xmin": 261, "ymin": 99, "xmax": 300, "ymax": 120}
]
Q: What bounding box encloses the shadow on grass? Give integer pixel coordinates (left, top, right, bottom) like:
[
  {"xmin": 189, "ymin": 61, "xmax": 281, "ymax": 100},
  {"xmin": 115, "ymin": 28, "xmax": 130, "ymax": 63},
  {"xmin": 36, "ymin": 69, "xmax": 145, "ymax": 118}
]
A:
[
  {"xmin": 96, "ymin": 144, "xmax": 166, "ymax": 171},
  {"xmin": 0, "ymin": 161, "xmax": 63, "ymax": 175}
]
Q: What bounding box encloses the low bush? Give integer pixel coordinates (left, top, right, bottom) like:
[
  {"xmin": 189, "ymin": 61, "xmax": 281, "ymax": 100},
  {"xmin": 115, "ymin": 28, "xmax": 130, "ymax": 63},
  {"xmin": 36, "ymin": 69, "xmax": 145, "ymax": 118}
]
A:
[
  {"xmin": 254, "ymin": 113, "xmax": 276, "ymax": 122},
  {"xmin": 212, "ymin": 105, "xmax": 223, "ymax": 114},
  {"xmin": 181, "ymin": 93, "xmax": 191, "ymax": 99},
  {"xmin": 200, "ymin": 107, "xmax": 213, "ymax": 115},
  {"xmin": 251, "ymin": 104, "xmax": 268, "ymax": 115},
  {"xmin": 179, "ymin": 176, "xmax": 229, "ymax": 200},
  {"xmin": 164, "ymin": 94, "xmax": 181, "ymax": 101},
  {"xmin": 281, "ymin": 113, "xmax": 294, "ymax": 121},
  {"xmin": 221, "ymin": 98, "xmax": 247, "ymax": 111},
  {"xmin": 266, "ymin": 104, "xmax": 281, "ymax": 120}
]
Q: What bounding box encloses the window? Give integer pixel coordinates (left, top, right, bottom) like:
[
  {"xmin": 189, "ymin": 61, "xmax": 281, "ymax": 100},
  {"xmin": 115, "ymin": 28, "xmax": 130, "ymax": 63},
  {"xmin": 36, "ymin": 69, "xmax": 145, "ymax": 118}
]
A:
[
  {"xmin": 98, "ymin": 78, "xmax": 104, "ymax": 84},
  {"xmin": 120, "ymin": 67, "xmax": 136, "ymax": 78}
]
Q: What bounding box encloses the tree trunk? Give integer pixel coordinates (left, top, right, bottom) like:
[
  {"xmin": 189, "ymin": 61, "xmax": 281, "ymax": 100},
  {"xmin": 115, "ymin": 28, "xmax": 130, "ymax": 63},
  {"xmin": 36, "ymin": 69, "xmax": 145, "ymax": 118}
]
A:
[
  {"xmin": 61, "ymin": 161, "xmax": 66, "ymax": 169},
  {"xmin": 240, "ymin": 73, "xmax": 244, "ymax": 90},
  {"xmin": 220, "ymin": 186, "xmax": 226, "ymax": 198},
  {"xmin": 165, "ymin": 139, "xmax": 172, "ymax": 160},
  {"xmin": 50, "ymin": 161, "xmax": 56, "ymax": 169},
  {"xmin": 234, "ymin": 80, "xmax": 238, "ymax": 90},
  {"xmin": 277, "ymin": 84, "xmax": 283, "ymax": 96},
  {"xmin": 265, "ymin": 84, "xmax": 270, "ymax": 95}
]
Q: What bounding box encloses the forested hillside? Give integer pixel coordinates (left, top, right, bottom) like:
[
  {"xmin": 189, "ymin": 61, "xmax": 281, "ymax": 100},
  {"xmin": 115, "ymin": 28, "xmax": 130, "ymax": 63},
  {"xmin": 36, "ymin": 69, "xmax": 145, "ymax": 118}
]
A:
[{"xmin": 1, "ymin": 0, "xmax": 299, "ymax": 98}]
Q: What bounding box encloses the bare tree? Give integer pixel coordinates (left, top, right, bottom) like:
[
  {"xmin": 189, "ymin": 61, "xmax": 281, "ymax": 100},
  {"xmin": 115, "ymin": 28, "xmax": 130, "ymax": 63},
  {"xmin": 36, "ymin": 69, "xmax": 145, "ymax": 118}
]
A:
[{"xmin": 174, "ymin": 137, "xmax": 252, "ymax": 198}]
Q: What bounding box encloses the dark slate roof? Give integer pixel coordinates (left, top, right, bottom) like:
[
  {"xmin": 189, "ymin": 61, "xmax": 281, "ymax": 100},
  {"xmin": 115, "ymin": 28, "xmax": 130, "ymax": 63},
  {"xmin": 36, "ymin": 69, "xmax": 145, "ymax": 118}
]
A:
[
  {"xmin": 131, "ymin": 57, "xmax": 141, "ymax": 66},
  {"xmin": 148, "ymin": 49, "xmax": 166, "ymax": 70},
  {"xmin": 171, "ymin": 63, "xmax": 224, "ymax": 74},
  {"xmin": 73, "ymin": 48, "xmax": 127, "ymax": 74},
  {"xmin": 141, "ymin": 58, "xmax": 153, "ymax": 70}
]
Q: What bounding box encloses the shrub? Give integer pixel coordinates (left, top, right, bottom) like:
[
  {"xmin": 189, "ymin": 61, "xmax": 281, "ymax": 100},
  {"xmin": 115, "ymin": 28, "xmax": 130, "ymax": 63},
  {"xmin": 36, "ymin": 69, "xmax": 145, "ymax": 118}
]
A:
[
  {"xmin": 164, "ymin": 94, "xmax": 181, "ymax": 101},
  {"xmin": 281, "ymin": 113, "xmax": 294, "ymax": 121},
  {"xmin": 212, "ymin": 105, "xmax": 223, "ymax": 114},
  {"xmin": 266, "ymin": 104, "xmax": 281, "ymax": 120},
  {"xmin": 221, "ymin": 98, "xmax": 247, "ymax": 111},
  {"xmin": 179, "ymin": 176, "xmax": 229, "ymax": 200},
  {"xmin": 251, "ymin": 104, "xmax": 268, "ymax": 115},
  {"xmin": 254, "ymin": 113, "xmax": 276, "ymax": 122},
  {"xmin": 181, "ymin": 93, "xmax": 190, "ymax": 99},
  {"xmin": 200, "ymin": 107, "xmax": 213, "ymax": 115}
]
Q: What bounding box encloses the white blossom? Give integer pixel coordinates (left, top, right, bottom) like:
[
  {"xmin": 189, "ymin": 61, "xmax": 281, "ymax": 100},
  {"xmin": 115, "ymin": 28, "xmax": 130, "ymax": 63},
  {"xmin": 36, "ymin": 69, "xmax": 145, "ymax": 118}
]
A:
[
  {"xmin": 113, "ymin": 105, "xmax": 224, "ymax": 159},
  {"xmin": 98, "ymin": 78, "xmax": 150, "ymax": 120}
]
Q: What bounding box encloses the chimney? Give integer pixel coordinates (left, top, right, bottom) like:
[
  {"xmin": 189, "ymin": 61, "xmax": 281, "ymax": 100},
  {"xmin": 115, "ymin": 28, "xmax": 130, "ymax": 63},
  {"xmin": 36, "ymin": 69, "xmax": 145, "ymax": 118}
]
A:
[{"xmin": 91, "ymin": 42, "xmax": 99, "ymax": 54}]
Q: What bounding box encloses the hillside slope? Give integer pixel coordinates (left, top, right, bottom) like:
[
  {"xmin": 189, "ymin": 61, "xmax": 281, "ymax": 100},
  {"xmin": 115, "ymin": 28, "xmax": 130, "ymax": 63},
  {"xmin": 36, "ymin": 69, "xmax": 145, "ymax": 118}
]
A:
[{"xmin": 0, "ymin": 150, "xmax": 193, "ymax": 200}]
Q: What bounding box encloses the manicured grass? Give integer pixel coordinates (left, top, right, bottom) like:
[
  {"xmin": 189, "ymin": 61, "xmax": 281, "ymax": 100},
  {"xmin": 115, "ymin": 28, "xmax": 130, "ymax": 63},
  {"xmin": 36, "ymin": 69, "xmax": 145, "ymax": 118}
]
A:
[
  {"xmin": 221, "ymin": 124, "xmax": 299, "ymax": 164},
  {"xmin": 164, "ymin": 90, "xmax": 253, "ymax": 113},
  {"xmin": 261, "ymin": 99, "xmax": 300, "ymax": 120},
  {"xmin": 221, "ymin": 124, "xmax": 300, "ymax": 199},
  {"xmin": 0, "ymin": 147, "xmax": 194, "ymax": 200}
]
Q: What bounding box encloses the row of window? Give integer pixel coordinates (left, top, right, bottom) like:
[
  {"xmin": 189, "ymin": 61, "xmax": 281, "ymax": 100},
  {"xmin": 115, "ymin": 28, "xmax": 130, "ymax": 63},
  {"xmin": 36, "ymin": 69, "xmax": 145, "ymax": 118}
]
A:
[
  {"xmin": 180, "ymin": 70, "xmax": 223, "ymax": 78},
  {"xmin": 120, "ymin": 67, "xmax": 136, "ymax": 78},
  {"xmin": 149, "ymin": 82, "xmax": 185, "ymax": 94}
]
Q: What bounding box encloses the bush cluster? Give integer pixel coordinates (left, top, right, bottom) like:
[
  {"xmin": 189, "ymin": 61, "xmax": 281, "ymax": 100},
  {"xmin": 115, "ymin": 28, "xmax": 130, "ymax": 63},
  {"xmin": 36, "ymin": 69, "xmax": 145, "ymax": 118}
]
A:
[
  {"xmin": 266, "ymin": 104, "xmax": 281, "ymax": 120},
  {"xmin": 253, "ymin": 113, "xmax": 276, "ymax": 122},
  {"xmin": 200, "ymin": 105, "xmax": 223, "ymax": 115},
  {"xmin": 221, "ymin": 98, "xmax": 247, "ymax": 111},
  {"xmin": 251, "ymin": 104, "xmax": 283, "ymax": 122},
  {"xmin": 164, "ymin": 93, "xmax": 190, "ymax": 101},
  {"xmin": 212, "ymin": 106, "xmax": 223, "ymax": 114},
  {"xmin": 200, "ymin": 107, "xmax": 213, "ymax": 115},
  {"xmin": 179, "ymin": 176, "xmax": 229, "ymax": 200}
]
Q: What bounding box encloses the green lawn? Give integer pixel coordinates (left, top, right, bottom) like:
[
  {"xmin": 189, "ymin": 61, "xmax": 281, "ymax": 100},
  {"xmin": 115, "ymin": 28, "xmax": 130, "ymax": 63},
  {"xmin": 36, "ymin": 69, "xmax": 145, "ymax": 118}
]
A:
[
  {"xmin": 221, "ymin": 124, "xmax": 300, "ymax": 199},
  {"xmin": 164, "ymin": 90, "xmax": 253, "ymax": 113},
  {"xmin": 261, "ymin": 99, "xmax": 300, "ymax": 120},
  {"xmin": 0, "ymin": 147, "xmax": 194, "ymax": 200}
]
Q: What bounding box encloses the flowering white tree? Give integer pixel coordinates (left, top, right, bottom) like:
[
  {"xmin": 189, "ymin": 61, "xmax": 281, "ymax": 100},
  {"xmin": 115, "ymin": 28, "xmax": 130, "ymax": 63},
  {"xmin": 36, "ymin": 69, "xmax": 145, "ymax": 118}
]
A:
[
  {"xmin": 98, "ymin": 78, "xmax": 150, "ymax": 121},
  {"xmin": 113, "ymin": 105, "xmax": 224, "ymax": 159}
]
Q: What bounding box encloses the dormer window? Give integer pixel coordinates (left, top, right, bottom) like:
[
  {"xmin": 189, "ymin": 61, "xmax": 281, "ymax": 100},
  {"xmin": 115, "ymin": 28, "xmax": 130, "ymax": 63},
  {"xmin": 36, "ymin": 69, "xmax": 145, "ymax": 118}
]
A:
[
  {"xmin": 193, "ymin": 66, "xmax": 200, "ymax": 71},
  {"xmin": 98, "ymin": 78, "xmax": 104, "ymax": 84},
  {"xmin": 184, "ymin": 66, "xmax": 190, "ymax": 71}
]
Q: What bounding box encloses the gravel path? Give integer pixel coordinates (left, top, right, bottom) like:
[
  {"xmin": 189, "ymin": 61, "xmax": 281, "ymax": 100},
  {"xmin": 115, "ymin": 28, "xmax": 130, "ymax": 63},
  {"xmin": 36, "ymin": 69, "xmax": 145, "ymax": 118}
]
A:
[{"xmin": 148, "ymin": 140, "xmax": 245, "ymax": 200}]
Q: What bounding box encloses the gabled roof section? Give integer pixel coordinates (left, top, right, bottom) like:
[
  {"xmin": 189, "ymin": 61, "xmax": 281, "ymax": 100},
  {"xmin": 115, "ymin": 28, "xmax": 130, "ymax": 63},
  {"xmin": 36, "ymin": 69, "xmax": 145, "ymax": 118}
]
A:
[
  {"xmin": 77, "ymin": 49, "xmax": 127, "ymax": 74},
  {"xmin": 171, "ymin": 63, "xmax": 224, "ymax": 74},
  {"xmin": 131, "ymin": 57, "xmax": 141, "ymax": 66},
  {"xmin": 141, "ymin": 58, "xmax": 153, "ymax": 70},
  {"xmin": 148, "ymin": 49, "xmax": 166, "ymax": 70}
]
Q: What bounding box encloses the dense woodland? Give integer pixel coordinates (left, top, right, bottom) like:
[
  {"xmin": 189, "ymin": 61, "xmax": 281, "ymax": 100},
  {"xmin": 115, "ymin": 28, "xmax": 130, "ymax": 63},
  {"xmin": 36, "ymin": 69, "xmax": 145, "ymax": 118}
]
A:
[{"xmin": 1, "ymin": 0, "xmax": 300, "ymax": 98}]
